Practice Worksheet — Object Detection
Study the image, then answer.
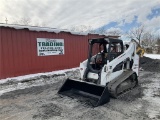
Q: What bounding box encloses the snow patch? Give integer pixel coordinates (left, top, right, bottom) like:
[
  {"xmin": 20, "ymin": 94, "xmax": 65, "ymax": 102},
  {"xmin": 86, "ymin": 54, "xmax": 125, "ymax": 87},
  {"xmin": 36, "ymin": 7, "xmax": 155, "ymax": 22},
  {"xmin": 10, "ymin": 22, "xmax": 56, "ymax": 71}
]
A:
[
  {"xmin": 147, "ymin": 108, "xmax": 160, "ymax": 119},
  {"xmin": 0, "ymin": 67, "xmax": 80, "ymax": 96},
  {"xmin": 144, "ymin": 54, "xmax": 160, "ymax": 59},
  {"xmin": 0, "ymin": 67, "xmax": 79, "ymax": 84},
  {"xmin": 0, "ymin": 80, "xmax": 49, "ymax": 96}
]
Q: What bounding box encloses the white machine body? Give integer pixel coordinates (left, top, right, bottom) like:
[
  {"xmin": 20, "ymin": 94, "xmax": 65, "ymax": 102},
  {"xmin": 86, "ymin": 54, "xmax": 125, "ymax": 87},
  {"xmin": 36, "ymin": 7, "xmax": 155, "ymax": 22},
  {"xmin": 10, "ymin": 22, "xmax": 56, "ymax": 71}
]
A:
[{"xmin": 80, "ymin": 40, "xmax": 140, "ymax": 86}]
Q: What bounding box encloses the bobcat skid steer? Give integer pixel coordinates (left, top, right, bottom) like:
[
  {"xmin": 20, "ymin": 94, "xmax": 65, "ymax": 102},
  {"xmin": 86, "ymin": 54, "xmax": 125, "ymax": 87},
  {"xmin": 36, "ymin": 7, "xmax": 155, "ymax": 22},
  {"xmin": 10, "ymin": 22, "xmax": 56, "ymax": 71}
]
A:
[{"xmin": 58, "ymin": 38, "xmax": 144, "ymax": 107}]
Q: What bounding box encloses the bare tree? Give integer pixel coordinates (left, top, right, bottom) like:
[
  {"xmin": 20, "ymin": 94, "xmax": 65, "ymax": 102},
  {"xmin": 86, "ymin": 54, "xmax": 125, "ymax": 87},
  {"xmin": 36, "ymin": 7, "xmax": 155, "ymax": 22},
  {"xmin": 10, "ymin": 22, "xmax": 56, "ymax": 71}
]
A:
[
  {"xmin": 70, "ymin": 25, "xmax": 93, "ymax": 32},
  {"xmin": 12, "ymin": 20, "xmax": 19, "ymax": 24},
  {"xmin": 97, "ymin": 26, "xmax": 106, "ymax": 34},
  {"xmin": 68, "ymin": 25, "xmax": 121, "ymax": 35},
  {"xmin": 156, "ymin": 35, "xmax": 160, "ymax": 45},
  {"xmin": 127, "ymin": 26, "xmax": 144, "ymax": 44},
  {"xmin": 12, "ymin": 18, "xmax": 31, "ymax": 25},
  {"xmin": 141, "ymin": 32, "xmax": 155, "ymax": 47},
  {"xmin": 89, "ymin": 29, "xmax": 97, "ymax": 34},
  {"xmin": 19, "ymin": 18, "xmax": 31, "ymax": 25},
  {"xmin": 93, "ymin": 26, "xmax": 122, "ymax": 35},
  {"xmin": 107, "ymin": 29, "xmax": 121, "ymax": 36},
  {"xmin": 12, "ymin": 18, "xmax": 48, "ymax": 27}
]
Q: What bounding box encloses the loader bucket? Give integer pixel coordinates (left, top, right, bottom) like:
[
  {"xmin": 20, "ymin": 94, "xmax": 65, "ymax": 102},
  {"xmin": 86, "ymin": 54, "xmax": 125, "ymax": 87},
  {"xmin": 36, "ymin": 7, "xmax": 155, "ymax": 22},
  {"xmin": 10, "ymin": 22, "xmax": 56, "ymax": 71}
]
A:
[{"xmin": 58, "ymin": 78, "xmax": 110, "ymax": 107}]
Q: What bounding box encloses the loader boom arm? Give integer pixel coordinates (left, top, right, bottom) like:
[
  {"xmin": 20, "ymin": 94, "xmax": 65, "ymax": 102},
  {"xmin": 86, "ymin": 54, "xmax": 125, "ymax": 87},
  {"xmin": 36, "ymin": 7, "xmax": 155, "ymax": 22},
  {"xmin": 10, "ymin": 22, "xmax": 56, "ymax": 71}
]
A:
[
  {"xmin": 100, "ymin": 39, "xmax": 144, "ymax": 85},
  {"xmin": 107, "ymin": 39, "xmax": 144, "ymax": 72}
]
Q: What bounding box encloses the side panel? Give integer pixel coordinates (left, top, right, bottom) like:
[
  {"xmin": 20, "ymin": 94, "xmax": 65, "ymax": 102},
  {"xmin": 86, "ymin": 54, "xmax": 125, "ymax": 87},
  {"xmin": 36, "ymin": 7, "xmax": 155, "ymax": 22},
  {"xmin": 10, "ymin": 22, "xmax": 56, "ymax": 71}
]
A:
[
  {"xmin": 132, "ymin": 54, "xmax": 139, "ymax": 76},
  {"xmin": 0, "ymin": 27, "xmax": 2, "ymax": 78},
  {"xmin": 101, "ymin": 68, "xmax": 123, "ymax": 86}
]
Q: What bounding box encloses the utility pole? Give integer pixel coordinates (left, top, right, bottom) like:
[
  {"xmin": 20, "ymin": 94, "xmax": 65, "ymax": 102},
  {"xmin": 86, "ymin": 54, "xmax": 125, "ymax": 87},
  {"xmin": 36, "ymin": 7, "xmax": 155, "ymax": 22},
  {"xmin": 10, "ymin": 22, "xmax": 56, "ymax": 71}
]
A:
[{"xmin": 5, "ymin": 17, "xmax": 8, "ymax": 24}]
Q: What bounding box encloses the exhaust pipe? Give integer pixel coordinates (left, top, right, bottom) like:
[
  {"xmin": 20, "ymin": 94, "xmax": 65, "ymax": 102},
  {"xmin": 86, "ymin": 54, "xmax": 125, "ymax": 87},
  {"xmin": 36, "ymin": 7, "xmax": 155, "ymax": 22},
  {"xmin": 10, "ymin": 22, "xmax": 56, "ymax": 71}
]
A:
[{"xmin": 58, "ymin": 78, "xmax": 110, "ymax": 107}]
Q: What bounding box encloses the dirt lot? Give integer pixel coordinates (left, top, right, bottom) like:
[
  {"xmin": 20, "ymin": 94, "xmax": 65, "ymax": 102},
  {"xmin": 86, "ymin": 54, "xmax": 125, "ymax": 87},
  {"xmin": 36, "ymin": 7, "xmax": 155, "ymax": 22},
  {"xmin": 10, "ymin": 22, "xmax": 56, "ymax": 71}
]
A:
[{"xmin": 0, "ymin": 57, "xmax": 160, "ymax": 120}]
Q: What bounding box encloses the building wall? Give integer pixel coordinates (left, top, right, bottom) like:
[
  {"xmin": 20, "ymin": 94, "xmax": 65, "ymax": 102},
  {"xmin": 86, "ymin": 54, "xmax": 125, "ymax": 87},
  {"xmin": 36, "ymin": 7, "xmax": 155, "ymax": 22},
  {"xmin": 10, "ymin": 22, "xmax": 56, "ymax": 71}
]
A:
[{"xmin": 0, "ymin": 27, "xmax": 105, "ymax": 79}]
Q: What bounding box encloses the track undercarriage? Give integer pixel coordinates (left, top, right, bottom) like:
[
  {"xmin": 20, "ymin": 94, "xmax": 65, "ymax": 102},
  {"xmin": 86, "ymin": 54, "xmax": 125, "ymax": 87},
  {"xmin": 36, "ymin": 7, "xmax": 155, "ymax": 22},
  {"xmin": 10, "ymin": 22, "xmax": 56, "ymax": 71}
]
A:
[{"xmin": 107, "ymin": 71, "xmax": 138, "ymax": 98}]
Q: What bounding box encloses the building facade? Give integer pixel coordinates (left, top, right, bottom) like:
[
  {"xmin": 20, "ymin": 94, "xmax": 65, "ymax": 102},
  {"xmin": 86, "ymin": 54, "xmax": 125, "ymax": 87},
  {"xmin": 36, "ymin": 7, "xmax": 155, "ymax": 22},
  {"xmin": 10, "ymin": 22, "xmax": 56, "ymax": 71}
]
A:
[{"xmin": 0, "ymin": 24, "xmax": 118, "ymax": 79}]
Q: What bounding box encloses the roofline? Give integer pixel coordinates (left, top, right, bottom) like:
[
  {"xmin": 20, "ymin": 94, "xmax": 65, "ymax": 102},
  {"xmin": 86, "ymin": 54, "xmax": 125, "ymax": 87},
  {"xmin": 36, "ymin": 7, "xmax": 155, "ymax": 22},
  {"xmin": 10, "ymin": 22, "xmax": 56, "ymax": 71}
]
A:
[
  {"xmin": 0, "ymin": 23, "xmax": 120, "ymax": 38},
  {"xmin": 107, "ymin": 35, "xmax": 120, "ymax": 38}
]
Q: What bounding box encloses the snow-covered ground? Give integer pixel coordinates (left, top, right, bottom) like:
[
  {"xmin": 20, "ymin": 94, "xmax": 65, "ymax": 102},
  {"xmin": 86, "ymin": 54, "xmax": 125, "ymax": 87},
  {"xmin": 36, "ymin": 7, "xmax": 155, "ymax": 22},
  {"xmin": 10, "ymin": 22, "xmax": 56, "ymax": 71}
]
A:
[
  {"xmin": 0, "ymin": 56, "xmax": 160, "ymax": 119},
  {"xmin": 140, "ymin": 72, "xmax": 160, "ymax": 119},
  {"xmin": 0, "ymin": 68, "xmax": 79, "ymax": 96},
  {"xmin": 0, "ymin": 67, "xmax": 78, "ymax": 84},
  {"xmin": 144, "ymin": 53, "xmax": 160, "ymax": 59}
]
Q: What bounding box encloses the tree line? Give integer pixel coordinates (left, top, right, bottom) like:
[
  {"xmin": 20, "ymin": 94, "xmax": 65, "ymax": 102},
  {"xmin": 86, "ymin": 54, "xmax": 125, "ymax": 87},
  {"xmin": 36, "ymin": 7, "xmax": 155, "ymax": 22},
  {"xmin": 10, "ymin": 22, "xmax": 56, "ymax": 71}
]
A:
[{"xmin": 3, "ymin": 18, "xmax": 160, "ymax": 47}]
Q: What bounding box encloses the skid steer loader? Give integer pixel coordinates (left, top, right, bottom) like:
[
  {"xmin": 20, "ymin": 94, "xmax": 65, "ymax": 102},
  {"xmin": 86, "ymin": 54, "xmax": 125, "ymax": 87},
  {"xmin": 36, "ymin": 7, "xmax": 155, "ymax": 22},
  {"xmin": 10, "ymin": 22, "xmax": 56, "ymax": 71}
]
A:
[{"xmin": 58, "ymin": 38, "xmax": 144, "ymax": 107}]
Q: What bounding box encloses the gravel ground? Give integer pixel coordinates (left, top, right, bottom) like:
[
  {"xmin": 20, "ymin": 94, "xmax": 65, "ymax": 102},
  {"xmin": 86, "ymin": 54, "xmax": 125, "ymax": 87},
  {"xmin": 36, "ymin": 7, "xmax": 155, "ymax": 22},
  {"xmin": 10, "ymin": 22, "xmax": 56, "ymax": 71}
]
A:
[
  {"xmin": 0, "ymin": 57, "xmax": 160, "ymax": 120},
  {"xmin": 140, "ymin": 57, "xmax": 160, "ymax": 72}
]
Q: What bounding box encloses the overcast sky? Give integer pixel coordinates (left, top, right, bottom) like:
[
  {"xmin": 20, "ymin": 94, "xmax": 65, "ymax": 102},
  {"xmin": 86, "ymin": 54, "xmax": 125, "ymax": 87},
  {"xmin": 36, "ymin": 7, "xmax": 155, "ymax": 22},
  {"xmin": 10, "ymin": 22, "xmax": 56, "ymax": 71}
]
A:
[{"xmin": 0, "ymin": 0, "xmax": 160, "ymax": 34}]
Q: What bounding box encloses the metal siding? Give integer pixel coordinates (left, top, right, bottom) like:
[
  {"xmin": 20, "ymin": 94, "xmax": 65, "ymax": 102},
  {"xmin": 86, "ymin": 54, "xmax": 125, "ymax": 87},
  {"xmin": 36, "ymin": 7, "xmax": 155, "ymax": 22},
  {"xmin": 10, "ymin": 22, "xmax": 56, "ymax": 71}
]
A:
[
  {"xmin": 19, "ymin": 30, "xmax": 28, "ymax": 75},
  {"xmin": 0, "ymin": 27, "xmax": 105, "ymax": 79},
  {"xmin": 1, "ymin": 28, "xmax": 10, "ymax": 78},
  {"xmin": 22, "ymin": 29, "xmax": 30, "ymax": 75},
  {"xmin": 35, "ymin": 31, "xmax": 45, "ymax": 72},
  {"xmin": 30, "ymin": 31, "xmax": 37, "ymax": 72},
  {"xmin": 0, "ymin": 27, "xmax": 2, "ymax": 77},
  {"xmin": 31, "ymin": 31, "xmax": 43, "ymax": 73},
  {"xmin": 8, "ymin": 29, "xmax": 15, "ymax": 76},
  {"xmin": 60, "ymin": 32, "xmax": 68, "ymax": 69}
]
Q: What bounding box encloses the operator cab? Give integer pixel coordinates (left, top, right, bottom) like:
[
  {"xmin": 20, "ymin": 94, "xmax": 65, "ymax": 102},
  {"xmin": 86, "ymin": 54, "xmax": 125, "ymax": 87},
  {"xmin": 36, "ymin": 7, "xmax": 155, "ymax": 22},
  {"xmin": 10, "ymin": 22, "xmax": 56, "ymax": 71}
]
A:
[{"xmin": 88, "ymin": 38, "xmax": 124, "ymax": 72}]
